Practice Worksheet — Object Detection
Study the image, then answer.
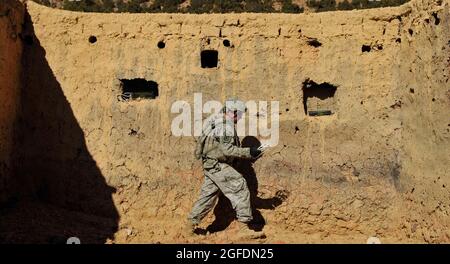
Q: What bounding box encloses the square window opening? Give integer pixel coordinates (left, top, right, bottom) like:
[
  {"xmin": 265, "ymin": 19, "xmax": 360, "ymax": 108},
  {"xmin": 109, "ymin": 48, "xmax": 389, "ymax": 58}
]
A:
[
  {"xmin": 201, "ymin": 50, "xmax": 218, "ymax": 68},
  {"xmin": 302, "ymin": 79, "xmax": 337, "ymax": 116},
  {"xmin": 119, "ymin": 79, "xmax": 159, "ymax": 101}
]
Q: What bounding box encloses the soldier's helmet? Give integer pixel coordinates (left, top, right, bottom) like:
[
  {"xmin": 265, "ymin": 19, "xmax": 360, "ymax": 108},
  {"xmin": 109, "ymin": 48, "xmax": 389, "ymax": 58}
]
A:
[{"xmin": 223, "ymin": 97, "xmax": 246, "ymax": 113}]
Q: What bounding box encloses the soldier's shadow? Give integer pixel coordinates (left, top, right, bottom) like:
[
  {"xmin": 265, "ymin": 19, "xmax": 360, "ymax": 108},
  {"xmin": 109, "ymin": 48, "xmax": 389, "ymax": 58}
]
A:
[{"xmin": 205, "ymin": 136, "xmax": 289, "ymax": 234}]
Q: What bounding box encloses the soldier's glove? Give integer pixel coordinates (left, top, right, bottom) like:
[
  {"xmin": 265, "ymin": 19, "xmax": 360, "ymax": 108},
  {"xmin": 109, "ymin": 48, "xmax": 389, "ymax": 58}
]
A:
[
  {"xmin": 257, "ymin": 143, "xmax": 270, "ymax": 152},
  {"xmin": 250, "ymin": 147, "xmax": 263, "ymax": 159}
]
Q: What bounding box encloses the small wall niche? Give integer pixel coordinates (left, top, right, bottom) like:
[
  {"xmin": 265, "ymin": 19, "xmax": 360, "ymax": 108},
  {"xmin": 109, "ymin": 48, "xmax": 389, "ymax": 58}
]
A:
[
  {"xmin": 119, "ymin": 79, "xmax": 159, "ymax": 100},
  {"xmin": 307, "ymin": 39, "xmax": 322, "ymax": 48},
  {"xmin": 302, "ymin": 79, "xmax": 337, "ymax": 116},
  {"xmin": 432, "ymin": 12, "xmax": 440, "ymax": 25},
  {"xmin": 88, "ymin": 36, "xmax": 97, "ymax": 44},
  {"xmin": 201, "ymin": 50, "xmax": 218, "ymax": 68},
  {"xmin": 362, "ymin": 45, "xmax": 371, "ymax": 52},
  {"xmin": 157, "ymin": 41, "xmax": 166, "ymax": 49},
  {"xmin": 223, "ymin": 39, "xmax": 231, "ymax": 47}
]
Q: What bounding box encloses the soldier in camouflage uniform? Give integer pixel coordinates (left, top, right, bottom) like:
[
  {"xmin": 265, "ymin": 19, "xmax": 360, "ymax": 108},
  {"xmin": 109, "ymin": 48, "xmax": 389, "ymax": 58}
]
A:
[{"xmin": 185, "ymin": 98, "xmax": 265, "ymax": 239}]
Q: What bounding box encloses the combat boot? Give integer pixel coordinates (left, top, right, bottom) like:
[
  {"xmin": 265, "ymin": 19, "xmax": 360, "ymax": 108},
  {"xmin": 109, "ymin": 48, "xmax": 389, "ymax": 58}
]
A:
[{"xmin": 237, "ymin": 222, "xmax": 266, "ymax": 239}]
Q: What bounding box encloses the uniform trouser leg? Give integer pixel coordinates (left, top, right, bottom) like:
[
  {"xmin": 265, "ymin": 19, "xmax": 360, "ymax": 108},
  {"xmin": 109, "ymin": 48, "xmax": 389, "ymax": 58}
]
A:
[
  {"xmin": 188, "ymin": 175, "xmax": 220, "ymax": 225},
  {"xmin": 189, "ymin": 164, "xmax": 253, "ymax": 224},
  {"xmin": 212, "ymin": 164, "xmax": 253, "ymax": 223}
]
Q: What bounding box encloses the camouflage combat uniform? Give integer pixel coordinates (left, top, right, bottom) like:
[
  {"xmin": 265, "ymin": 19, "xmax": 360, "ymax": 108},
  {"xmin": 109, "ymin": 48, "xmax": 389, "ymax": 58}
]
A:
[{"xmin": 188, "ymin": 115, "xmax": 253, "ymax": 225}]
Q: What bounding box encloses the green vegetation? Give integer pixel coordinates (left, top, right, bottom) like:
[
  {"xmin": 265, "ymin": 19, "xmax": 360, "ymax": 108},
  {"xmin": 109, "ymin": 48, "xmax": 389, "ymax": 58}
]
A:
[
  {"xmin": 35, "ymin": 0, "xmax": 302, "ymax": 13},
  {"xmin": 281, "ymin": 0, "xmax": 304, "ymax": 13},
  {"xmin": 34, "ymin": 0, "xmax": 410, "ymax": 13},
  {"xmin": 307, "ymin": 0, "xmax": 410, "ymax": 12},
  {"xmin": 164, "ymin": 0, "xmax": 275, "ymax": 13}
]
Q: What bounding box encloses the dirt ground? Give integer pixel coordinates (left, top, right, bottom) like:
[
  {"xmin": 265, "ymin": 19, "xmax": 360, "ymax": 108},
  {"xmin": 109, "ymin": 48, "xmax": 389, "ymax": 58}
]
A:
[{"xmin": 2, "ymin": 177, "xmax": 442, "ymax": 244}]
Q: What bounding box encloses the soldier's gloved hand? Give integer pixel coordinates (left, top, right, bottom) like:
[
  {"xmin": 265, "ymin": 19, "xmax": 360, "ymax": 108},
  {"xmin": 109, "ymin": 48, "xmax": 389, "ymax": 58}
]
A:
[
  {"xmin": 257, "ymin": 143, "xmax": 270, "ymax": 152},
  {"xmin": 250, "ymin": 147, "xmax": 263, "ymax": 159}
]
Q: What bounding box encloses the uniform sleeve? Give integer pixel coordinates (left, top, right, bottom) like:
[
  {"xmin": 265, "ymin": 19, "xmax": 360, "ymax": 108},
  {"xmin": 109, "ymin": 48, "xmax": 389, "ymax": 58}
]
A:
[{"xmin": 214, "ymin": 123, "xmax": 252, "ymax": 159}]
